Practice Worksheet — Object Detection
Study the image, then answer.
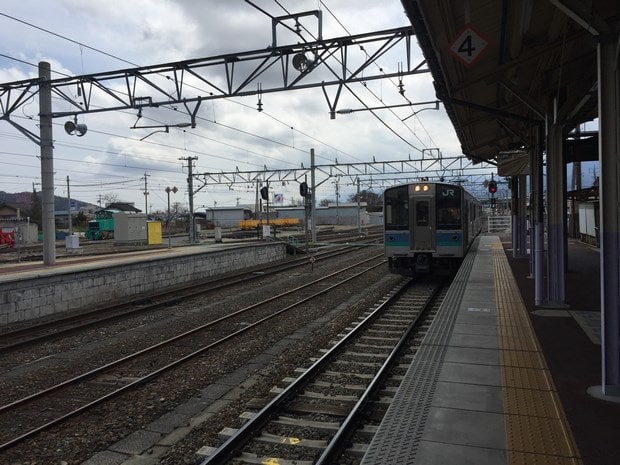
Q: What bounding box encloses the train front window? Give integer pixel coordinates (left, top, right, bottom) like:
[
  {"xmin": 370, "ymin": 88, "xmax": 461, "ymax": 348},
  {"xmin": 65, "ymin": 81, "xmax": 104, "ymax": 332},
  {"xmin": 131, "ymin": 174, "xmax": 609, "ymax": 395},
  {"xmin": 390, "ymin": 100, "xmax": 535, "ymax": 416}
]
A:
[
  {"xmin": 416, "ymin": 201, "xmax": 429, "ymax": 226},
  {"xmin": 436, "ymin": 186, "xmax": 461, "ymax": 230},
  {"xmin": 384, "ymin": 186, "xmax": 409, "ymax": 230}
]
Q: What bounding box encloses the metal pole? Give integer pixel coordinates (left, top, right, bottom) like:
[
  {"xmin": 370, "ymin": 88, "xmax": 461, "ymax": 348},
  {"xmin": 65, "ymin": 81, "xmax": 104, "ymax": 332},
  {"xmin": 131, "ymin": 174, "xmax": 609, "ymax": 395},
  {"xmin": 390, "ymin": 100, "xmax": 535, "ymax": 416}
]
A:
[
  {"xmin": 166, "ymin": 188, "xmax": 172, "ymax": 248},
  {"xmin": 547, "ymin": 121, "xmax": 565, "ymax": 304},
  {"xmin": 310, "ymin": 149, "xmax": 317, "ymax": 244},
  {"xmin": 357, "ymin": 177, "xmax": 361, "ymax": 235},
  {"xmin": 143, "ymin": 172, "xmax": 150, "ymax": 216},
  {"xmin": 168, "ymin": 186, "xmax": 178, "ymax": 247},
  {"xmin": 335, "ymin": 178, "xmax": 340, "ymax": 226},
  {"xmin": 518, "ymin": 175, "xmax": 528, "ymax": 257},
  {"xmin": 266, "ymin": 180, "xmax": 270, "ymax": 229},
  {"xmin": 181, "ymin": 156, "xmax": 198, "ymax": 243},
  {"xmin": 67, "ymin": 175, "xmax": 72, "ymax": 236},
  {"xmin": 304, "ymin": 174, "xmax": 309, "ymax": 251},
  {"xmin": 598, "ymin": 36, "xmax": 620, "ymax": 392},
  {"xmin": 534, "ymin": 124, "xmax": 545, "ymax": 305},
  {"xmin": 39, "ymin": 61, "xmax": 56, "ymax": 265},
  {"xmin": 188, "ymin": 161, "xmax": 195, "ymax": 242}
]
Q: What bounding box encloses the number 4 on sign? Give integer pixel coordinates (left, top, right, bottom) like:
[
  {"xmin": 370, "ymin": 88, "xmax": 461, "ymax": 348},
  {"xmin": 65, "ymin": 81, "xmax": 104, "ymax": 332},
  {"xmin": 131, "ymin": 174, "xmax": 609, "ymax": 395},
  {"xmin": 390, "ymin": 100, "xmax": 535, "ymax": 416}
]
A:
[{"xmin": 449, "ymin": 24, "xmax": 490, "ymax": 67}]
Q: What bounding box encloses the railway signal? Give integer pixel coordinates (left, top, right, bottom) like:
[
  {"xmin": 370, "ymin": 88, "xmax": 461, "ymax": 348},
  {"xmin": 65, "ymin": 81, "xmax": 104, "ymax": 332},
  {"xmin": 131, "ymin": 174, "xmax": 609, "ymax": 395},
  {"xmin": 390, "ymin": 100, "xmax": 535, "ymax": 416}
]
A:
[
  {"xmin": 299, "ymin": 181, "xmax": 310, "ymax": 198},
  {"xmin": 488, "ymin": 180, "xmax": 497, "ymax": 194}
]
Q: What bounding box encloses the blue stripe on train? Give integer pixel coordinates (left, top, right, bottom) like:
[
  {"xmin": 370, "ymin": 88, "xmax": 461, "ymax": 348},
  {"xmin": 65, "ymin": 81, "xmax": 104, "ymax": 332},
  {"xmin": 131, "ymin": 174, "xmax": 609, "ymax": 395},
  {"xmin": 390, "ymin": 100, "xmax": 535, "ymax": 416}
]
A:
[
  {"xmin": 385, "ymin": 232, "xmax": 409, "ymax": 247},
  {"xmin": 436, "ymin": 231, "xmax": 462, "ymax": 247}
]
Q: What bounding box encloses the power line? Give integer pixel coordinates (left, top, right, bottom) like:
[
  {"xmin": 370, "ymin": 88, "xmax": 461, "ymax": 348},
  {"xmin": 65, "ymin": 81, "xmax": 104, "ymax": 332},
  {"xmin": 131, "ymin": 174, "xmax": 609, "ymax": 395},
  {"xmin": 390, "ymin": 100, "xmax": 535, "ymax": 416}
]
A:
[
  {"xmin": 1, "ymin": 10, "xmax": 360, "ymax": 166},
  {"xmin": 0, "ymin": 12, "xmax": 140, "ymax": 68},
  {"xmin": 319, "ymin": 0, "xmax": 438, "ymax": 150},
  {"xmin": 268, "ymin": 0, "xmax": 427, "ymax": 153},
  {"xmin": 1, "ymin": 6, "xmax": 410, "ymax": 172}
]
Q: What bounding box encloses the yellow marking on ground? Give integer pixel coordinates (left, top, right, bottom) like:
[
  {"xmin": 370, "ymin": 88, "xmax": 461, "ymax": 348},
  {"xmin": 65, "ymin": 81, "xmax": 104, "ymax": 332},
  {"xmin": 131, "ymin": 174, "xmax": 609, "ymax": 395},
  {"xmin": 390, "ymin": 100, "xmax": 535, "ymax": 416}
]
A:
[
  {"xmin": 492, "ymin": 238, "xmax": 582, "ymax": 465},
  {"xmin": 281, "ymin": 437, "xmax": 301, "ymax": 445},
  {"xmin": 262, "ymin": 458, "xmax": 280, "ymax": 465}
]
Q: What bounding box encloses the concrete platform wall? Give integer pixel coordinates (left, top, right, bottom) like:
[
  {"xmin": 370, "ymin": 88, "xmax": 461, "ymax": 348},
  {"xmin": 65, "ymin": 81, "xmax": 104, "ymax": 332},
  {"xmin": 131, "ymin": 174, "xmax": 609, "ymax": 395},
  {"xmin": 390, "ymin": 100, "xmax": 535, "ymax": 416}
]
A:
[{"xmin": 0, "ymin": 243, "xmax": 286, "ymax": 324}]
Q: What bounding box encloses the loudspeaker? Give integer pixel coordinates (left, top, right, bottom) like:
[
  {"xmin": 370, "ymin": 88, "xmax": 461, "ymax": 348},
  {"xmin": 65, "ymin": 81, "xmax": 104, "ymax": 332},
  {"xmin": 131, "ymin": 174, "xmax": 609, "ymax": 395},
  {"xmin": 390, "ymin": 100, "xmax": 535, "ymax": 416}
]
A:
[
  {"xmin": 292, "ymin": 53, "xmax": 314, "ymax": 72},
  {"xmin": 64, "ymin": 120, "xmax": 87, "ymax": 137}
]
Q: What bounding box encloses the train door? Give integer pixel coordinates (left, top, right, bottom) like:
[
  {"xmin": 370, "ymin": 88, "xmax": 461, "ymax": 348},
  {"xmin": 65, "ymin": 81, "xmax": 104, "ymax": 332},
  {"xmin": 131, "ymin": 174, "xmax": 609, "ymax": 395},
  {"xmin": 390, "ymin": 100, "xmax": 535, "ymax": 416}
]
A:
[{"xmin": 411, "ymin": 195, "xmax": 435, "ymax": 250}]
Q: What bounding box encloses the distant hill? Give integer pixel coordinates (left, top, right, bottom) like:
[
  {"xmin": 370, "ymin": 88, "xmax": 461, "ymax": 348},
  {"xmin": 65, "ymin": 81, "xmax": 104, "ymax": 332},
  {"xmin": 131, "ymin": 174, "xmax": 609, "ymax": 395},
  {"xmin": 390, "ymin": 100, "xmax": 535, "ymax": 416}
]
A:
[{"xmin": 0, "ymin": 191, "xmax": 96, "ymax": 212}]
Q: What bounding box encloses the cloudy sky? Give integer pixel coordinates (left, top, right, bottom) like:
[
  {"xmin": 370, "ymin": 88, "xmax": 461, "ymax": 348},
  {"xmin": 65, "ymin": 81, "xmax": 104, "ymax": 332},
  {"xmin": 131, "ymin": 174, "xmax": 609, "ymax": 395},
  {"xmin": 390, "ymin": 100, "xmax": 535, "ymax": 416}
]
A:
[{"xmin": 0, "ymin": 0, "xmax": 487, "ymax": 213}]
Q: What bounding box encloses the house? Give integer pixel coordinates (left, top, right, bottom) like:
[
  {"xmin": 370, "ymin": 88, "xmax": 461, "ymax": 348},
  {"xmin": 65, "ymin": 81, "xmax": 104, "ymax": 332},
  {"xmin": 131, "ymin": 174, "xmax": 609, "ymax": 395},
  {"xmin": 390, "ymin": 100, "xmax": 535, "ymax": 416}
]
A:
[
  {"xmin": 102, "ymin": 202, "xmax": 142, "ymax": 213},
  {"xmin": 0, "ymin": 203, "xmax": 38, "ymax": 244}
]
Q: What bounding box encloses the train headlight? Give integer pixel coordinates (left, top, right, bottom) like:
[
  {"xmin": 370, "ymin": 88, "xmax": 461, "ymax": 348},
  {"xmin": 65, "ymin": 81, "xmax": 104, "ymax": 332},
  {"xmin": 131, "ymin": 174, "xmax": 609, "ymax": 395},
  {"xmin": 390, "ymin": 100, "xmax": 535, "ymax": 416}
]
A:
[{"xmin": 423, "ymin": 185, "xmax": 429, "ymax": 191}]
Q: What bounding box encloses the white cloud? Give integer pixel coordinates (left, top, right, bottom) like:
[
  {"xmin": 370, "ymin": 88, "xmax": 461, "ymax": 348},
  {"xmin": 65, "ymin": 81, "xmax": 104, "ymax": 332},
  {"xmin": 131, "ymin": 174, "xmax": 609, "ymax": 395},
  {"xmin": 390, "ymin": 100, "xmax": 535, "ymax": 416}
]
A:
[{"xmin": 0, "ymin": 0, "xmax": 469, "ymax": 210}]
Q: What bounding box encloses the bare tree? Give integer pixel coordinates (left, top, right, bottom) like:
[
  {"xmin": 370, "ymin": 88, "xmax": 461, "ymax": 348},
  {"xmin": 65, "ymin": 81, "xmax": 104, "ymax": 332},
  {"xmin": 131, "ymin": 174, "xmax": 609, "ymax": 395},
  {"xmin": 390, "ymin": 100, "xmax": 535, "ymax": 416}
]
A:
[{"xmin": 102, "ymin": 192, "xmax": 119, "ymax": 207}]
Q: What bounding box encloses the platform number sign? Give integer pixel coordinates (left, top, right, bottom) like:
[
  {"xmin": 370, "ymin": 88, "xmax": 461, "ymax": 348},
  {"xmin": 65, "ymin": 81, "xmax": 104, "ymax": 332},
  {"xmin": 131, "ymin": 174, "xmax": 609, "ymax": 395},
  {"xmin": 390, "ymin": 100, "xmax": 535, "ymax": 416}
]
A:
[{"xmin": 449, "ymin": 24, "xmax": 490, "ymax": 67}]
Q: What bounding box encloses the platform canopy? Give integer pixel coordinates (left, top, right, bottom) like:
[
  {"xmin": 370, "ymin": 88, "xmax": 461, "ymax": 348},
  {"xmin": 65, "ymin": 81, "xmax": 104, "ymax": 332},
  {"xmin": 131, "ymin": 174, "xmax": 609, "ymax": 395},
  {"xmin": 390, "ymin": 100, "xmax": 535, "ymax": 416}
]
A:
[{"xmin": 401, "ymin": 0, "xmax": 615, "ymax": 164}]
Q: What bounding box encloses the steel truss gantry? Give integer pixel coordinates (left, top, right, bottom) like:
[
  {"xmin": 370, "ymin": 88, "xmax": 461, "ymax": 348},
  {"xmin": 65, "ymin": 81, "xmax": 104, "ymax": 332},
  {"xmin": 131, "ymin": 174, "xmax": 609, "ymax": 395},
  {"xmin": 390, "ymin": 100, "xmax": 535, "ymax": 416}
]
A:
[
  {"xmin": 1, "ymin": 24, "xmax": 424, "ymax": 144},
  {"xmin": 0, "ymin": 17, "xmax": 429, "ymax": 265},
  {"xmin": 194, "ymin": 154, "xmax": 494, "ymax": 197}
]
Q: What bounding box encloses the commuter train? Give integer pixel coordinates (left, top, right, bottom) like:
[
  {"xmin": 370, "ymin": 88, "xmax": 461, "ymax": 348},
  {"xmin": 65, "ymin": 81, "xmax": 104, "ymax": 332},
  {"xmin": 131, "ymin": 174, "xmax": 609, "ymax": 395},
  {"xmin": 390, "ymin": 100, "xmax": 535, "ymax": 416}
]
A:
[{"xmin": 384, "ymin": 182, "xmax": 482, "ymax": 275}]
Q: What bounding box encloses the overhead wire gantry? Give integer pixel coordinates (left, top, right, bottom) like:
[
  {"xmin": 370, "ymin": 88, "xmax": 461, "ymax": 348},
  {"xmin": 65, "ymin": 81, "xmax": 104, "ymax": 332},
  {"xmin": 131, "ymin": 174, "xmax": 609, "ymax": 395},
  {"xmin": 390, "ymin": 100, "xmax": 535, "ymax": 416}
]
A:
[{"xmin": 0, "ymin": 11, "xmax": 427, "ymax": 264}]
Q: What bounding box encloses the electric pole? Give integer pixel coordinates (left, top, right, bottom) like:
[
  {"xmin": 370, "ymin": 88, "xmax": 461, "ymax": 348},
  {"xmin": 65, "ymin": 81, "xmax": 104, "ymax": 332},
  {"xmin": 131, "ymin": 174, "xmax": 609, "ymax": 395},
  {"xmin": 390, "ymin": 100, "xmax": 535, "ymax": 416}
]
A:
[
  {"xmin": 39, "ymin": 61, "xmax": 55, "ymax": 265},
  {"xmin": 180, "ymin": 156, "xmax": 198, "ymax": 242},
  {"xmin": 67, "ymin": 176, "xmax": 72, "ymax": 235},
  {"xmin": 310, "ymin": 148, "xmax": 316, "ymax": 244},
  {"xmin": 141, "ymin": 171, "xmax": 150, "ymax": 216}
]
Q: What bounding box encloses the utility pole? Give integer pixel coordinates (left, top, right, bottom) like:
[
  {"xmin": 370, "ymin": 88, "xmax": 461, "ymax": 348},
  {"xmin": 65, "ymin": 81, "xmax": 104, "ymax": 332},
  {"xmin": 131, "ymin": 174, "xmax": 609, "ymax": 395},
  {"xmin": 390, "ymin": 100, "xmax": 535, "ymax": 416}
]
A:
[
  {"xmin": 66, "ymin": 176, "xmax": 72, "ymax": 235},
  {"xmin": 303, "ymin": 174, "xmax": 309, "ymax": 251},
  {"xmin": 310, "ymin": 148, "xmax": 316, "ymax": 244},
  {"xmin": 335, "ymin": 176, "xmax": 340, "ymax": 226},
  {"xmin": 356, "ymin": 177, "xmax": 361, "ymax": 235},
  {"xmin": 255, "ymin": 179, "xmax": 260, "ymax": 221},
  {"xmin": 39, "ymin": 61, "xmax": 55, "ymax": 266},
  {"xmin": 141, "ymin": 171, "xmax": 150, "ymax": 216},
  {"xmin": 180, "ymin": 156, "xmax": 198, "ymax": 242}
]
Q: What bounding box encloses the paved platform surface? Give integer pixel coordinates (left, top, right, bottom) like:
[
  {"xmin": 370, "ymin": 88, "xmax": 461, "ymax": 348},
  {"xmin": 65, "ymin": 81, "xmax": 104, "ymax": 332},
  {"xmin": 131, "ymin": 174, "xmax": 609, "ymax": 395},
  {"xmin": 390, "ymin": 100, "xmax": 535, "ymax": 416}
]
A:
[
  {"xmin": 360, "ymin": 234, "xmax": 619, "ymax": 465},
  {"xmin": 501, "ymin": 235, "xmax": 620, "ymax": 465},
  {"xmin": 0, "ymin": 240, "xmax": 258, "ymax": 283}
]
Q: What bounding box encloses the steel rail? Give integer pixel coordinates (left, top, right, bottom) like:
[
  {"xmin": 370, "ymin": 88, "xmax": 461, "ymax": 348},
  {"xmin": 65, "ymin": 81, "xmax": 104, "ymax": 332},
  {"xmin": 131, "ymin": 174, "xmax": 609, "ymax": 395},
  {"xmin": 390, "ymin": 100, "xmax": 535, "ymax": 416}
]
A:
[
  {"xmin": 198, "ymin": 277, "xmax": 434, "ymax": 465},
  {"xmin": 0, "ymin": 256, "xmax": 385, "ymax": 451},
  {"xmin": 0, "ymin": 244, "xmax": 367, "ymax": 352},
  {"xmin": 315, "ymin": 280, "xmax": 446, "ymax": 464}
]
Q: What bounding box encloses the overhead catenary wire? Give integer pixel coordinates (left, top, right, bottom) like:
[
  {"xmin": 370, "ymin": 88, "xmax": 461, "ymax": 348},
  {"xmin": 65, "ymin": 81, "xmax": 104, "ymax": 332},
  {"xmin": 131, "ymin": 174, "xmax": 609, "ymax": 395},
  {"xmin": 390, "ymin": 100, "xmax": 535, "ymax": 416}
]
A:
[
  {"xmin": 263, "ymin": 0, "xmax": 429, "ymax": 154},
  {"xmin": 0, "ymin": 4, "xmax": 441, "ymax": 207},
  {"xmin": 319, "ymin": 0, "xmax": 439, "ymax": 149},
  {"xmin": 0, "ymin": 11, "xmax": 364, "ymax": 167},
  {"xmin": 0, "ymin": 38, "xmax": 368, "ymax": 186}
]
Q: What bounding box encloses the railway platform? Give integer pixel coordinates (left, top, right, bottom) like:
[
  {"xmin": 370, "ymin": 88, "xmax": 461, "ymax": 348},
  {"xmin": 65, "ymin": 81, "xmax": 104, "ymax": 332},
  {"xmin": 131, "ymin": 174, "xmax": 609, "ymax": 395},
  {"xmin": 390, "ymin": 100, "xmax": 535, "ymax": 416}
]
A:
[
  {"xmin": 0, "ymin": 239, "xmax": 288, "ymax": 326},
  {"xmin": 360, "ymin": 234, "xmax": 619, "ymax": 465}
]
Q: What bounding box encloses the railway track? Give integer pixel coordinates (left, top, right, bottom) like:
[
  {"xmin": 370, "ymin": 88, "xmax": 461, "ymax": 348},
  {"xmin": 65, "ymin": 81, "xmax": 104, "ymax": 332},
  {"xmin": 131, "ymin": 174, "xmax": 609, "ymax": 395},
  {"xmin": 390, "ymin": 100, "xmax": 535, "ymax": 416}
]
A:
[
  {"xmin": 197, "ymin": 277, "xmax": 447, "ymax": 465},
  {"xmin": 0, "ymin": 254, "xmax": 387, "ymax": 452},
  {"xmin": 0, "ymin": 245, "xmax": 376, "ymax": 353}
]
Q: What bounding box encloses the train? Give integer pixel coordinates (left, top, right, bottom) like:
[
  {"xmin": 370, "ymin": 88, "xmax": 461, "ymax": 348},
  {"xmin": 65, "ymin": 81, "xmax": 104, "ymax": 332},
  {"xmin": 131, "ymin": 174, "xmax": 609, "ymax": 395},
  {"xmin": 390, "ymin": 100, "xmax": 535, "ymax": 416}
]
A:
[
  {"xmin": 85, "ymin": 210, "xmax": 115, "ymax": 240},
  {"xmin": 384, "ymin": 181, "xmax": 482, "ymax": 275}
]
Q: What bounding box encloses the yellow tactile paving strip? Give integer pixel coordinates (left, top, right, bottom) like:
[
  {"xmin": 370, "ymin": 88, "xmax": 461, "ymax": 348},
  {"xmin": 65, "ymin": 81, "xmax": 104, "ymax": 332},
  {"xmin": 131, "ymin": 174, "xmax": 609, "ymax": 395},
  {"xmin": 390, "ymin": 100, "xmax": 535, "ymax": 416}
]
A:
[{"xmin": 492, "ymin": 239, "xmax": 583, "ymax": 465}]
